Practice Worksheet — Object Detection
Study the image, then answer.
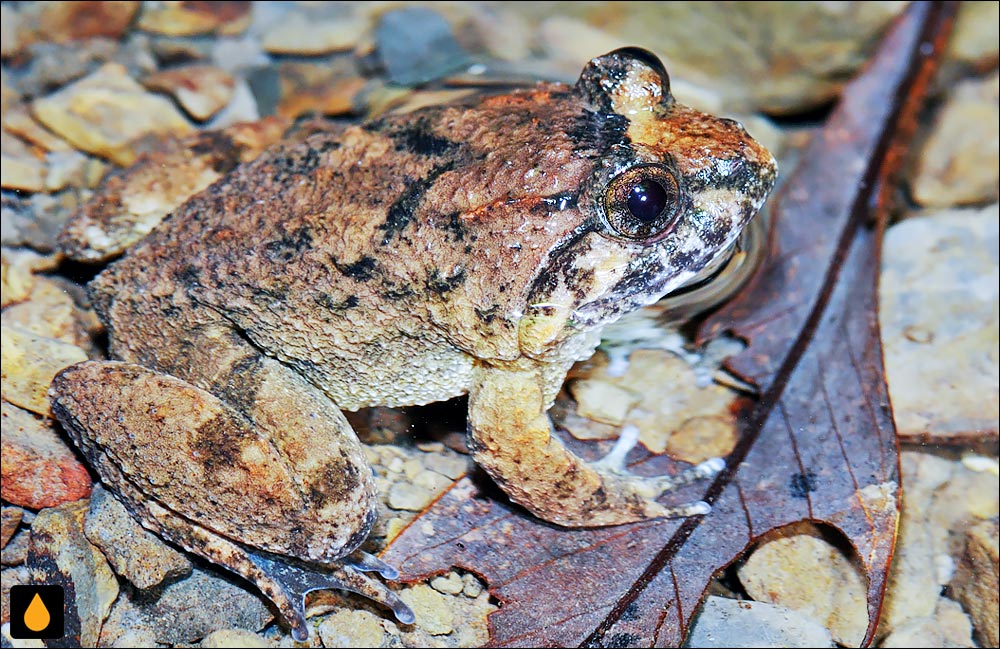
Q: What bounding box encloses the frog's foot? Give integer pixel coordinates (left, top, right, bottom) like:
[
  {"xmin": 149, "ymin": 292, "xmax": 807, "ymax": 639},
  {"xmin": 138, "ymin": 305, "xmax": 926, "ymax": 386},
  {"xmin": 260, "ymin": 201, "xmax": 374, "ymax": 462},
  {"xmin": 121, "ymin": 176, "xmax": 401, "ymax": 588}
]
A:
[
  {"xmin": 246, "ymin": 548, "xmax": 415, "ymax": 641},
  {"xmin": 591, "ymin": 424, "xmax": 724, "ymax": 517},
  {"xmin": 469, "ymin": 364, "xmax": 724, "ymax": 527}
]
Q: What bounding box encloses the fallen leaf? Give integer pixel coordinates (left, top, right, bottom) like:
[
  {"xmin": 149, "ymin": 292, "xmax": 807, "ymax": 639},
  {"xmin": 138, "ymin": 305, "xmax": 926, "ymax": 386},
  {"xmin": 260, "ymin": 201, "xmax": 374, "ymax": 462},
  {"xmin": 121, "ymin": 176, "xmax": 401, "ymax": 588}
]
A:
[{"xmin": 381, "ymin": 3, "xmax": 957, "ymax": 647}]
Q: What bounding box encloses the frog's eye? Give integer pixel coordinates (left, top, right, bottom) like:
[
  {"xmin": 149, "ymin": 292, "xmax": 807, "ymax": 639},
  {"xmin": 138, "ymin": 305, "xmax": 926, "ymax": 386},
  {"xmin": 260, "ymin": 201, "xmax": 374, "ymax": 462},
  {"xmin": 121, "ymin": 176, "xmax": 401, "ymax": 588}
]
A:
[{"xmin": 603, "ymin": 165, "xmax": 680, "ymax": 241}]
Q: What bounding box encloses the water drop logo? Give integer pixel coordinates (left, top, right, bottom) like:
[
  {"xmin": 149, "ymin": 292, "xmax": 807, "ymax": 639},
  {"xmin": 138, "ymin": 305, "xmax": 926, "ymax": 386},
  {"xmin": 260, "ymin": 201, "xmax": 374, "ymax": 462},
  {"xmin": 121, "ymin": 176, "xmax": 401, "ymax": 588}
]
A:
[{"xmin": 9, "ymin": 585, "xmax": 64, "ymax": 639}]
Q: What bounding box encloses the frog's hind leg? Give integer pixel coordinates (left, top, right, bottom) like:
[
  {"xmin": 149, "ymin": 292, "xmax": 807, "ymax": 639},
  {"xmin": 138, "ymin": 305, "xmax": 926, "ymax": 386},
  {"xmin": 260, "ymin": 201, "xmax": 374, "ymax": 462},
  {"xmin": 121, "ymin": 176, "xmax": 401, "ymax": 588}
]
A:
[
  {"xmin": 468, "ymin": 362, "xmax": 723, "ymax": 527},
  {"xmin": 134, "ymin": 494, "xmax": 413, "ymax": 642}
]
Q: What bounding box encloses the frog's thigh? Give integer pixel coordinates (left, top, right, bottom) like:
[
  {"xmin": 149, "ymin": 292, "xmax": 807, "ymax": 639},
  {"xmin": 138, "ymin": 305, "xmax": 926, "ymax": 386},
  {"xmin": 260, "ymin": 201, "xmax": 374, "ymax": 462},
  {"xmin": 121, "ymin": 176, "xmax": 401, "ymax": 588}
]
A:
[
  {"xmin": 468, "ymin": 363, "xmax": 672, "ymax": 526},
  {"xmin": 51, "ymin": 358, "xmax": 378, "ymax": 640}
]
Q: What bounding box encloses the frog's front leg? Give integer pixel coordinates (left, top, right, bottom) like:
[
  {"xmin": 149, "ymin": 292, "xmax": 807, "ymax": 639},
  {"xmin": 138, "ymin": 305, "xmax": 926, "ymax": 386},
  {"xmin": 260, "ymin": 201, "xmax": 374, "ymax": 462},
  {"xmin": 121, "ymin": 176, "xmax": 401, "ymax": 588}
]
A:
[
  {"xmin": 51, "ymin": 329, "xmax": 414, "ymax": 639},
  {"xmin": 467, "ymin": 362, "xmax": 721, "ymax": 527}
]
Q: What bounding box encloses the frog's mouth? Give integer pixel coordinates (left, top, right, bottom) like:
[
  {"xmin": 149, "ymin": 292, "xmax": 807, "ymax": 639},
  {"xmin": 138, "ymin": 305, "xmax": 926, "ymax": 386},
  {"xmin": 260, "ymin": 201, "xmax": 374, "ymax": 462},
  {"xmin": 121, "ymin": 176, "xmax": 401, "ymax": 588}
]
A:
[{"xmin": 656, "ymin": 214, "xmax": 766, "ymax": 322}]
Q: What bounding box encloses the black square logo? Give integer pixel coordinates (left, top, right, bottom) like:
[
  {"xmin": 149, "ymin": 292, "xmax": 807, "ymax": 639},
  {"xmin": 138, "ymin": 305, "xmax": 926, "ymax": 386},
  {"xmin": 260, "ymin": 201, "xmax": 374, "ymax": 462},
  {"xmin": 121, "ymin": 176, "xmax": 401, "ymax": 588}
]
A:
[{"xmin": 8, "ymin": 585, "xmax": 65, "ymax": 639}]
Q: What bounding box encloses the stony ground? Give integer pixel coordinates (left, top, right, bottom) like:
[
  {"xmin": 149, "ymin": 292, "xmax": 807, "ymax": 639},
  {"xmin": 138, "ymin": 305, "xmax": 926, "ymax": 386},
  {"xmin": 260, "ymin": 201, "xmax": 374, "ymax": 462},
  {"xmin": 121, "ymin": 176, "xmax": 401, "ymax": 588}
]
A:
[{"xmin": 1, "ymin": 2, "xmax": 997, "ymax": 647}]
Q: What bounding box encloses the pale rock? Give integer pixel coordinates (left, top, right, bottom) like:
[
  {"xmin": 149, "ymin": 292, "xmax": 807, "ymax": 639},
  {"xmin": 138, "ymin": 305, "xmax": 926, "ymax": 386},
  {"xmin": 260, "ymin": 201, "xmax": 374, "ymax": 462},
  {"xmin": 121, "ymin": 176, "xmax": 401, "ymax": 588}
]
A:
[
  {"xmin": 32, "ymin": 63, "xmax": 194, "ymax": 166},
  {"xmin": 200, "ymin": 628, "xmax": 274, "ymax": 648},
  {"xmin": 83, "ymin": 485, "xmax": 192, "ymax": 590},
  {"xmin": 143, "ymin": 64, "xmax": 235, "ymax": 121},
  {"xmin": 317, "ymin": 609, "xmax": 400, "ymax": 648},
  {"xmin": 947, "ymin": 1, "xmax": 1000, "ymax": 68},
  {"xmin": 949, "ymin": 518, "xmax": 999, "ymax": 647},
  {"xmin": 880, "ymin": 206, "xmax": 999, "ymax": 442},
  {"xmin": 262, "ymin": 12, "xmax": 367, "ymax": 56},
  {"xmin": 26, "ymin": 500, "xmax": 119, "ymax": 648},
  {"xmin": 399, "ymin": 584, "xmax": 454, "ymax": 636},
  {"xmin": 686, "ymin": 595, "xmax": 835, "ymax": 648},
  {"xmin": 912, "ymin": 74, "xmax": 999, "ymax": 207},
  {"xmin": 737, "ymin": 528, "xmax": 868, "ymax": 646},
  {"xmin": 430, "ymin": 572, "xmax": 465, "ymax": 596},
  {"xmin": 880, "ymin": 597, "xmax": 974, "ymax": 648},
  {"xmin": 0, "ymin": 325, "xmax": 88, "ymax": 415}
]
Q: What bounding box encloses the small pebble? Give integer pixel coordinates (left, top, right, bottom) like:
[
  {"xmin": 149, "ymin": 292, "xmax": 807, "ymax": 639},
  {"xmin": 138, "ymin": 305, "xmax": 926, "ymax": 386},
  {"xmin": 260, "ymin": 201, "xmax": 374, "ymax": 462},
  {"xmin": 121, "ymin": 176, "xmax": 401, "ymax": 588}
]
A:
[
  {"xmin": 317, "ymin": 609, "xmax": 399, "ymax": 648},
  {"xmin": 430, "ymin": 572, "xmax": 465, "ymax": 596},
  {"xmin": 400, "ymin": 584, "xmax": 454, "ymax": 636}
]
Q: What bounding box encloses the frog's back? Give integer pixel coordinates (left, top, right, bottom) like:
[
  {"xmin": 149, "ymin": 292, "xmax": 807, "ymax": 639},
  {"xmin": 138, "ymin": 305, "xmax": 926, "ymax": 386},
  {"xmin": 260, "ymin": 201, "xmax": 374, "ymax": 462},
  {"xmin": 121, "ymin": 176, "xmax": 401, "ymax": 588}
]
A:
[{"xmin": 93, "ymin": 89, "xmax": 601, "ymax": 408}]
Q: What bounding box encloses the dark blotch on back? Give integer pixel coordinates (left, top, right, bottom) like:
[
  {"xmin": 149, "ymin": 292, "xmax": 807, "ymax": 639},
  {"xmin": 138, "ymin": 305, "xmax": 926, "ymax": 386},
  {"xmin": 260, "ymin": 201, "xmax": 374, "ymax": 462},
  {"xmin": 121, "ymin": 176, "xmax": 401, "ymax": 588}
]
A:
[
  {"xmin": 426, "ymin": 268, "xmax": 466, "ymax": 295},
  {"xmin": 191, "ymin": 411, "xmax": 257, "ymax": 476},
  {"xmin": 334, "ymin": 255, "xmax": 378, "ymax": 281},
  {"xmin": 264, "ymin": 226, "xmax": 313, "ymax": 263},
  {"xmin": 394, "ymin": 118, "xmax": 460, "ymax": 157},
  {"xmin": 379, "ymin": 162, "xmax": 455, "ymax": 244}
]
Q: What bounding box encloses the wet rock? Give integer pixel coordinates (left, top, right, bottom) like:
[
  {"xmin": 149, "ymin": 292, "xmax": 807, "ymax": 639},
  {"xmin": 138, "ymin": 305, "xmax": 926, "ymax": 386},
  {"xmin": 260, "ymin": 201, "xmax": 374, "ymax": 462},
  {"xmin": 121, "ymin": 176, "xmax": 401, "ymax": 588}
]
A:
[
  {"xmin": 2, "ymin": 105, "xmax": 72, "ymax": 153},
  {"xmin": 423, "ymin": 452, "xmax": 470, "ymax": 480},
  {"xmin": 32, "ymin": 62, "xmax": 195, "ymax": 166},
  {"xmin": 430, "ymin": 572, "xmax": 464, "ymax": 596},
  {"xmin": 137, "ymin": 1, "xmax": 251, "ymax": 37},
  {"xmin": 399, "ymin": 584, "xmax": 453, "ymax": 636},
  {"xmin": 0, "ymin": 133, "xmax": 46, "ymax": 192},
  {"xmin": 143, "ymin": 64, "xmax": 236, "ymax": 121},
  {"xmin": 1, "ymin": 565, "xmax": 32, "ymax": 626},
  {"xmin": 1, "ymin": 2, "xmax": 139, "ymax": 58},
  {"xmin": 949, "ymin": 517, "xmax": 999, "ymax": 647},
  {"xmin": 559, "ymin": 349, "xmax": 739, "ymax": 462},
  {"xmin": 44, "ymin": 150, "xmax": 106, "ymax": 192},
  {"xmin": 262, "ymin": 10, "xmax": 368, "ymax": 56},
  {"xmin": 11, "ymin": 38, "xmax": 134, "ymax": 98},
  {"xmin": 200, "ymin": 628, "xmax": 273, "ymax": 647},
  {"xmin": 1, "ymin": 528, "xmax": 30, "ymax": 567},
  {"xmin": 912, "ymin": 73, "xmax": 999, "ymax": 207},
  {"xmin": 374, "ymin": 8, "xmax": 472, "ymax": 86},
  {"xmin": 880, "ymin": 206, "xmax": 999, "ymax": 443},
  {"xmin": 686, "ymin": 595, "xmax": 835, "ymax": 648},
  {"xmin": 880, "ymin": 597, "xmax": 974, "ymax": 648},
  {"xmin": 99, "ymin": 567, "xmax": 272, "ymax": 645},
  {"xmin": 1, "ymin": 191, "xmax": 90, "ymax": 253},
  {"xmin": 273, "ymin": 58, "xmax": 366, "ymax": 120},
  {"xmin": 317, "ymin": 609, "xmax": 400, "ymax": 648},
  {"xmin": 0, "ymin": 401, "xmax": 93, "ymax": 509},
  {"xmin": 882, "ymin": 452, "xmax": 999, "ymax": 634},
  {"xmin": 947, "ymin": 1, "xmax": 1000, "ymax": 70},
  {"xmin": 26, "ymin": 499, "xmax": 119, "ymax": 648},
  {"xmin": 513, "ymin": 1, "xmax": 907, "ymax": 114},
  {"xmin": 0, "ymin": 324, "xmax": 88, "ymax": 415},
  {"xmin": 0, "ymin": 248, "xmax": 59, "ymax": 308},
  {"xmin": 83, "ymin": 485, "xmax": 192, "ymax": 590},
  {"xmin": 28, "ymin": 1, "xmax": 139, "ymax": 46},
  {"xmin": 1, "ymin": 508, "xmax": 23, "ymax": 549},
  {"xmin": 737, "ymin": 526, "xmax": 867, "ymax": 646},
  {"xmin": 0, "ymin": 4, "xmax": 26, "ymax": 59},
  {"xmin": 387, "ymin": 481, "xmax": 436, "ymax": 512}
]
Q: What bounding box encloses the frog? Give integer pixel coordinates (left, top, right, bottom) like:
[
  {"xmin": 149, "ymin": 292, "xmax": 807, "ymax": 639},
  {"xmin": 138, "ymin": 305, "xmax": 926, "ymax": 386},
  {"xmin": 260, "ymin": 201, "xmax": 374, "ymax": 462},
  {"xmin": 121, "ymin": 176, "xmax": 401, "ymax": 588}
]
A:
[{"xmin": 49, "ymin": 48, "xmax": 776, "ymax": 640}]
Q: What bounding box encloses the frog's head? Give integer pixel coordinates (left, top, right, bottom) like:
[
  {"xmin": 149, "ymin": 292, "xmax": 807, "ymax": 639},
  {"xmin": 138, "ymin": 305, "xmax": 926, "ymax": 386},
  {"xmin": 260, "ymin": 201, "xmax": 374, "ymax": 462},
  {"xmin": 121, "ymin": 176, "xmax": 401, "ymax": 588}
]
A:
[{"xmin": 519, "ymin": 47, "xmax": 777, "ymax": 360}]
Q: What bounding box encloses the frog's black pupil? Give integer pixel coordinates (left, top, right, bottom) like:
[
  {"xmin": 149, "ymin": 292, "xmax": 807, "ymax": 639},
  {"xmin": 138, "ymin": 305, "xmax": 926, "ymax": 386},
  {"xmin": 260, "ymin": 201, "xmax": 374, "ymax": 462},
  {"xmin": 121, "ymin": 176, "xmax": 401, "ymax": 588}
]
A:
[{"xmin": 627, "ymin": 179, "xmax": 669, "ymax": 222}]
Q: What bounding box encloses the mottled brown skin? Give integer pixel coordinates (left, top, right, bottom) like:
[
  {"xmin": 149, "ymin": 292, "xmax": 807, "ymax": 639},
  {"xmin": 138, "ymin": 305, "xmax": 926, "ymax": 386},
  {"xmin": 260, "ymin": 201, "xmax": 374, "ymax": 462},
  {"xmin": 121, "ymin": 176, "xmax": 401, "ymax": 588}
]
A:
[{"xmin": 50, "ymin": 49, "xmax": 776, "ymax": 634}]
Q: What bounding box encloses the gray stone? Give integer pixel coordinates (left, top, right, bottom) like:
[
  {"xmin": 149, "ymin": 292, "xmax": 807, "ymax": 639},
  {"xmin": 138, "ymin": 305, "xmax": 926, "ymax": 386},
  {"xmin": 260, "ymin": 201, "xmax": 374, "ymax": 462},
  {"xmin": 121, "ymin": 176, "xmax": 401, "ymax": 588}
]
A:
[
  {"xmin": 84, "ymin": 485, "xmax": 192, "ymax": 590},
  {"xmin": 374, "ymin": 8, "xmax": 471, "ymax": 86},
  {"xmin": 685, "ymin": 596, "xmax": 835, "ymax": 648}
]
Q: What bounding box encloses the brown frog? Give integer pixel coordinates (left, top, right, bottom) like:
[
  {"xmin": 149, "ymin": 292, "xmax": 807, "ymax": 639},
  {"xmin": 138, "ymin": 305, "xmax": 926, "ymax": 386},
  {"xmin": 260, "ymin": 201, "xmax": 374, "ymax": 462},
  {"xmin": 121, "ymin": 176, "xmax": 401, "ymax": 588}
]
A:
[{"xmin": 50, "ymin": 48, "xmax": 776, "ymax": 639}]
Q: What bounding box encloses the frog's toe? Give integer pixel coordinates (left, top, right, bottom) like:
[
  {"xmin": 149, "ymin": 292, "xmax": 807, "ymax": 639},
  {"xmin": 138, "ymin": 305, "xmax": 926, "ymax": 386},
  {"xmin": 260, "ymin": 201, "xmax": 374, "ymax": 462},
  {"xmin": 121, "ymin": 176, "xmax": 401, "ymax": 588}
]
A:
[
  {"xmin": 343, "ymin": 549, "xmax": 400, "ymax": 580},
  {"xmin": 591, "ymin": 425, "xmax": 724, "ymax": 519},
  {"xmin": 246, "ymin": 547, "xmax": 414, "ymax": 641}
]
